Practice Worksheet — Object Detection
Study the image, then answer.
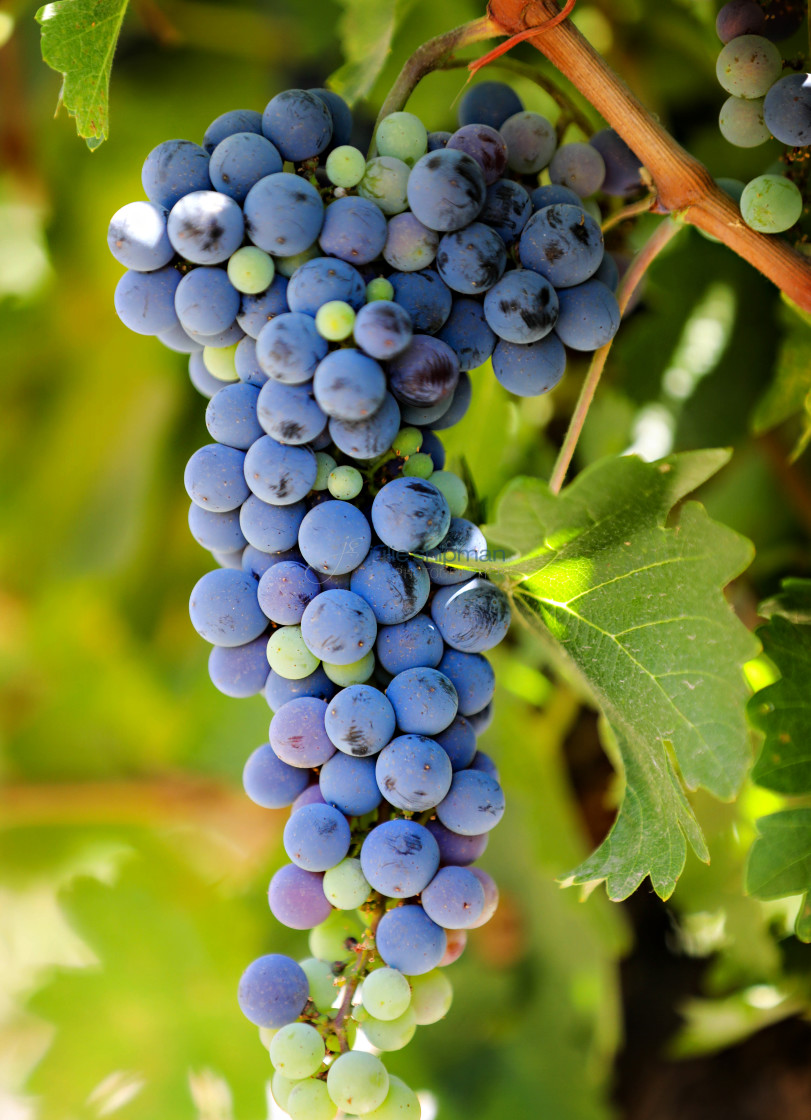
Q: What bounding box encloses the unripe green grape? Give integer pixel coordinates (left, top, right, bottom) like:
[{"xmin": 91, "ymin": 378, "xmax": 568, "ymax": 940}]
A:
[
  {"xmin": 328, "ymin": 465, "xmax": 364, "ymax": 499},
  {"xmin": 740, "ymin": 174, "xmax": 803, "ymax": 232},
  {"xmin": 267, "ymin": 625, "xmax": 321, "ymax": 679},
  {"xmin": 259, "ymin": 1025, "xmax": 278, "ymax": 1050},
  {"xmin": 716, "ymin": 34, "xmax": 781, "ymax": 98},
  {"xmin": 376, "ymin": 111, "xmax": 428, "ymax": 166},
  {"xmin": 288, "ymin": 1078, "xmax": 338, "ymax": 1120},
  {"xmin": 323, "ymin": 857, "xmax": 371, "ymax": 909},
  {"xmin": 407, "ymin": 969, "xmax": 453, "ymax": 1025},
  {"xmin": 402, "ymin": 453, "xmax": 434, "ymax": 479},
  {"xmin": 367, "ymin": 277, "xmax": 395, "ymax": 302},
  {"xmin": 309, "ymin": 909, "xmax": 364, "ymax": 962},
  {"xmin": 359, "ymin": 157, "xmax": 410, "ymax": 215},
  {"xmin": 323, "ymin": 651, "xmax": 375, "ymax": 685},
  {"xmin": 392, "ymin": 427, "xmax": 423, "ymax": 457},
  {"xmin": 227, "ymin": 246, "xmax": 275, "ymax": 294},
  {"xmin": 719, "ymin": 95, "xmax": 770, "ymax": 147},
  {"xmin": 203, "ymin": 342, "xmax": 239, "ymax": 380},
  {"xmin": 326, "ymin": 1051, "xmax": 389, "ymax": 1114},
  {"xmin": 269, "ymin": 1022, "xmax": 326, "ymax": 1079},
  {"xmin": 314, "ymin": 452, "xmax": 338, "ymax": 490},
  {"xmin": 361, "ymin": 1007, "xmax": 416, "ymax": 1051},
  {"xmin": 271, "ymin": 1071, "xmax": 299, "ymax": 1110},
  {"xmin": 365, "ymin": 1075, "xmax": 421, "ymax": 1119},
  {"xmin": 300, "ymin": 956, "xmax": 337, "ymax": 1012},
  {"xmin": 429, "ymin": 470, "xmax": 468, "ymax": 517},
  {"xmin": 326, "ymin": 144, "xmax": 368, "ymax": 187},
  {"xmin": 275, "ymin": 245, "xmax": 320, "ymax": 277},
  {"xmin": 316, "ymin": 300, "xmax": 356, "ymax": 341},
  {"xmin": 360, "ymin": 968, "xmax": 412, "ymax": 1021}
]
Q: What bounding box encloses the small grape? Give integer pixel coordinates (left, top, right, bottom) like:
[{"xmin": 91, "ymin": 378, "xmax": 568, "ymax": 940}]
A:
[
  {"xmin": 258, "ymin": 1025, "xmax": 278, "ymax": 1050},
  {"xmin": 323, "ymin": 857, "xmax": 371, "ymax": 909},
  {"xmin": 271, "ymin": 1072, "xmax": 299, "ymax": 1110},
  {"xmin": 299, "ymin": 957, "xmax": 337, "ymax": 1012},
  {"xmin": 327, "ymin": 1051, "xmax": 389, "ymax": 1114},
  {"xmin": 716, "ymin": 35, "xmax": 782, "ymax": 99},
  {"xmin": 376, "ymin": 111, "xmax": 428, "ymax": 166},
  {"xmin": 314, "ymin": 451, "xmax": 338, "ymax": 490},
  {"xmin": 267, "ymin": 626, "xmax": 321, "ymax": 679},
  {"xmin": 719, "ymin": 95, "xmax": 771, "ymax": 146},
  {"xmin": 361, "ymin": 967, "xmax": 412, "ymax": 1021},
  {"xmin": 269, "ymin": 1022, "xmax": 326, "ymax": 1079},
  {"xmin": 202, "ymin": 343, "xmax": 240, "ymax": 381},
  {"xmin": 227, "ymin": 246, "xmax": 275, "ymax": 294},
  {"xmin": 316, "ymin": 300, "xmax": 356, "ymax": 340},
  {"xmin": 429, "ymin": 470, "xmax": 468, "ymax": 517},
  {"xmin": 287, "ymin": 1079, "xmax": 338, "ymax": 1120},
  {"xmin": 323, "ymin": 651, "xmax": 376, "ymax": 685},
  {"xmin": 392, "ymin": 427, "xmax": 423, "ymax": 457},
  {"xmin": 326, "ymin": 144, "xmax": 367, "ymax": 187},
  {"xmin": 359, "ymin": 156, "xmax": 411, "ymax": 215},
  {"xmin": 407, "ymin": 969, "xmax": 453, "ymax": 1024},
  {"xmin": 740, "ymin": 174, "xmax": 803, "ymax": 232},
  {"xmin": 367, "ymin": 277, "xmax": 395, "ymax": 302},
  {"xmin": 309, "ymin": 910, "xmax": 364, "ymax": 963},
  {"xmin": 361, "ymin": 1007, "xmax": 417, "ymax": 1051},
  {"xmin": 275, "ymin": 245, "xmax": 321, "ymax": 277},
  {"xmin": 365, "ymin": 1076, "xmax": 421, "ymax": 1119},
  {"xmin": 328, "ymin": 465, "xmax": 364, "ymax": 499},
  {"xmin": 402, "ymin": 453, "xmax": 434, "ymax": 478}
]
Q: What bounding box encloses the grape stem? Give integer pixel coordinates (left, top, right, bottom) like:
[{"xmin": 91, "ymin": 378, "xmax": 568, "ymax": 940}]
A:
[
  {"xmin": 332, "ymin": 899, "xmax": 385, "ymax": 1050},
  {"xmin": 484, "ymin": 0, "xmax": 811, "ymax": 311},
  {"xmin": 601, "ymin": 193, "xmax": 657, "ymax": 232},
  {"xmin": 548, "ymin": 217, "xmax": 683, "ymax": 494}
]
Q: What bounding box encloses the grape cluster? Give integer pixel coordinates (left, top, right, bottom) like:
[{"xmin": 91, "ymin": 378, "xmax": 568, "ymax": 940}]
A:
[{"xmin": 714, "ymin": 0, "xmax": 809, "ymax": 233}]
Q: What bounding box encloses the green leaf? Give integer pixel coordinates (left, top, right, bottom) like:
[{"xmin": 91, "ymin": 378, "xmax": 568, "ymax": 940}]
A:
[
  {"xmin": 759, "ymin": 577, "xmax": 811, "ymax": 625},
  {"xmin": 36, "ymin": 0, "xmax": 129, "ymax": 149},
  {"xmin": 482, "ymin": 452, "xmax": 758, "ymax": 900},
  {"xmin": 747, "ymin": 810, "xmax": 811, "ymax": 942},
  {"xmin": 328, "ymin": 0, "xmax": 412, "ymax": 105},
  {"xmin": 751, "ymin": 325, "xmax": 811, "ymax": 456},
  {"xmin": 750, "ymin": 582, "xmax": 811, "ymax": 793}
]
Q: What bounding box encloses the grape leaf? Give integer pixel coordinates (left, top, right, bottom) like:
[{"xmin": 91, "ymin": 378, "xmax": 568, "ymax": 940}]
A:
[
  {"xmin": 470, "ymin": 451, "xmax": 757, "ymax": 900},
  {"xmin": 747, "ymin": 810, "xmax": 811, "ymax": 943},
  {"xmin": 328, "ymin": 0, "xmax": 412, "ymax": 105},
  {"xmin": 36, "ymin": 0, "xmax": 129, "ymax": 149},
  {"xmin": 750, "ymin": 582, "xmax": 811, "ymax": 793}
]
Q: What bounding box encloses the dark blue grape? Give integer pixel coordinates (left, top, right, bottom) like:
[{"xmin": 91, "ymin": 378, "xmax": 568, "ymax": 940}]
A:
[
  {"xmin": 375, "ymin": 735, "xmax": 453, "ymax": 812},
  {"xmin": 286, "ymin": 257, "xmax": 366, "ymax": 315},
  {"xmin": 483, "ymin": 269, "xmax": 559, "ymax": 344},
  {"xmin": 431, "ymin": 578, "xmax": 510, "ymax": 653},
  {"xmin": 421, "ymin": 865, "xmax": 485, "ymax": 928},
  {"xmin": 284, "ymin": 803, "xmax": 351, "ymax": 872},
  {"xmin": 492, "ymin": 335, "xmax": 567, "ymax": 396},
  {"xmin": 427, "ymin": 131, "xmax": 452, "ymax": 151},
  {"xmin": 114, "ymin": 267, "xmax": 181, "ymax": 335},
  {"xmin": 185, "ymin": 320, "xmax": 245, "ymax": 348},
  {"xmin": 244, "ymin": 743, "xmax": 311, "ymax": 806},
  {"xmin": 530, "ymin": 184, "xmax": 582, "ymax": 210},
  {"xmin": 372, "ymin": 476, "xmax": 451, "ymax": 552},
  {"xmin": 589, "ymin": 130, "xmax": 643, "ymax": 196},
  {"xmin": 349, "ymin": 546, "xmax": 431, "ymax": 625},
  {"xmin": 209, "ymin": 132, "xmax": 283, "ymax": 203},
  {"xmin": 237, "ymin": 953, "xmax": 309, "ymax": 1027},
  {"xmin": 383, "ymin": 213, "xmax": 438, "ymax": 272},
  {"xmin": 313, "ymin": 350, "xmax": 387, "ymax": 421},
  {"xmin": 238, "ymin": 274, "xmax": 290, "ymax": 339},
  {"xmin": 270, "ymin": 696, "xmax": 335, "ymax": 767},
  {"xmin": 388, "ymin": 335, "xmax": 460, "ymax": 408},
  {"xmin": 360, "ymin": 819, "xmax": 440, "ymax": 896},
  {"xmin": 301, "ymin": 589, "xmax": 377, "ymax": 664},
  {"xmin": 298, "ymin": 500, "xmax": 373, "ymax": 576},
  {"xmin": 205, "ymin": 382, "xmax": 262, "ymax": 449},
  {"xmin": 239, "ymin": 495, "xmax": 305, "ymax": 552},
  {"xmin": 427, "ymin": 372, "xmax": 471, "ymax": 431},
  {"xmin": 167, "ymin": 190, "xmax": 244, "ymax": 265},
  {"xmin": 436, "ymin": 299, "xmax": 496, "ymax": 372},
  {"xmin": 319, "ymin": 196, "xmax": 388, "ymax": 265},
  {"xmin": 189, "ymin": 504, "xmax": 246, "ymax": 553},
  {"xmin": 189, "ymin": 568, "xmax": 267, "ymax": 645},
  {"xmin": 185, "ymin": 443, "xmax": 249, "ymax": 511},
  {"xmin": 390, "ymin": 269, "xmax": 452, "ymax": 334},
  {"xmin": 242, "ymin": 545, "xmax": 301, "ymax": 581},
  {"xmin": 324, "ymin": 684, "xmax": 396, "ymax": 757},
  {"xmin": 470, "ymin": 749, "xmax": 499, "ymax": 779},
  {"xmin": 434, "ymin": 715, "xmax": 477, "ymax": 771},
  {"xmin": 161, "ymin": 320, "xmax": 202, "ymax": 354},
  {"xmin": 436, "ymin": 769, "xmax": 505, "ymax": 834},
  {"xmin": 209, "ymin": 635, "xmax": 269, "ymax": 697},
  {"xmin": 175, "ymin": 267, "xmax": 240, "ymax": 336},
  {"xmin": 107, "ymin": 201, "xmax": 174, "ymax": 271},
  {"xmin": 594, "ymin": 252, "xmax": 620, "ymax": 291},
  {"xmin": 555, "ymin": 279, "xmax": 621, "ymax": 351},
  {"xmin": 519, "ymin": 204, "xmax": 603, "ymax": 287},
  {"xmin": 375, "ymin": 906, "xmax": 446, "ymax": 975},
  {"xmin": 203, "ymin": 109, "xmax": 263, "ymax": 153},
  {"xmin": 406, "ymin": 149, "xmax": 486, "ymax": 232},
  {"xmin": 234, "ymin": 337, "xmax": 268, "ymax": 388},
  {"xmin": 329, "ymin": 393, "xmax": 401, "ymax": 460},
  {"xmin": 418, "ymin": 429, "xmax": 446, "ymax": 470},
  {"xmin": 243, "ymin": 436, "xmax": 317, "ymax": 505},
  {"xmin": 458, "ymin": 81, "xmax": 523, "ymax": 130},
  {"xmin": 309, "ymin": 88, "xmax": 354, "ymax": 146},
  {"xmin": 763, "ymin": 73, "xmax": 811, "ymax": 145},
  {"xmin": 262, "ymin": 89, "xmax": 333, "ymax": 161},
  {"xmin": 258, "ymin": 561, "xmax": 321, "ymax": 625},
  {"xmin": 265, "ymin": 665, "xmax": 336, "ymax": 710},
  {"xmin": 353, "ymin": 301, "xmax": 413, "ymax": 360},
  {"xmin": 142, "ymin": 139, "xmax": 211, "ymax": 210},
  {"xmin": 424, "ymin": 518, "xmax": 487, "ymax": 585},
  {"xmin": 436, "ymin": 650, "xmax": 495, "ymax": 717},
  {"xmin": 479, "ymin": 179, "xmax": 532, "ymax": 245},
  {"xmin": 426, "ymin": 819, "xmax": 488, "ymax": 866},
  {"xmin": 244, "ymin": 173, "xmax": 324, "ymax": 256},
  {"xmin": 376, "ymin": 614, "xmax": 444, "ymax": 675},
  {"xmin": 320, "ymin": 753, "xmax": 382, "ymax": 815},
  {"xmin": 386, "ymin": 667, "xmax": 458, "ymax": 735},
  {"xmin": 257, "ymin": 380, "xmax": 327, "ymax": 445},
  {"xmin": 435, "ymin": 222, "xmax": 507, "ymax": 295},
  {"xmin": 446, "ymin": 124, "xmax": 508, "ymax": 185},
  {"xmin": 256, "ymin": 311, "xmax": 328, "ymax": 385}
]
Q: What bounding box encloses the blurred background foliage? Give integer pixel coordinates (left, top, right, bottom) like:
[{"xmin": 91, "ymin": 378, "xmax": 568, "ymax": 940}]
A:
[{"xmin": 1, "ymin": 0, "xmax": 811, "ymax": 1117}]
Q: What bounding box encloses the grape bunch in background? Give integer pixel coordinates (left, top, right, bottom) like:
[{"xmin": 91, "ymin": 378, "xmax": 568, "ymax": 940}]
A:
[
  {"xmin": 107, "ymin": 79, "xmax": 633, "ymax": 1119},
  {"xmin": 715, "ymin": 0, "xmax": 810, "ymax": 233}
]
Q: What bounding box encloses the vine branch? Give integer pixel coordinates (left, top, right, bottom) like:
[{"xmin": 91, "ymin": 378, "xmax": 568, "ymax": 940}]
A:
[{"xmin": 486, "ymin": 0, "xmax": 811, "ymax": 312}]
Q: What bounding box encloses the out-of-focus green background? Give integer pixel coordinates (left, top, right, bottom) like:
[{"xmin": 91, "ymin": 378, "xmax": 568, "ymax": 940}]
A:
[{"xmin": 2, "ymin": 0, "xmax": 811, "ymax": 1117}]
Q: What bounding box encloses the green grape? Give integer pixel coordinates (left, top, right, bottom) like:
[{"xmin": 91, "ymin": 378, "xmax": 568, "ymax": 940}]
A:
[
  {"xmin": 202, "ymin": 342, "xmax": 239, "ymax": 381},
  {"xmin": 326, "ymin": 145, "xmax": 368, "ymax": 188},
  {"xmin": 360, "ymin": 968, "xmax": 411, "ymax": 1021},
  {"xmin": 358, "ymin": 157, "xmax": 410, "ymax": 215},
  {"xmin": 269, "ymin": 1022, "xmax": 326, "ymax": 1079},
  {"xmin": 323, "ymin": 857, "xmax": 371, "ymax": 909},
  {"xmin": 716, "ymin": 34, "xmax": 781, "ymax": 98},
  {"xmin": 323, "ymin": 651, "xmax": 375, "ymax": 685},
  {"xmin": 402, "ymin": 453, "xmax": 434, "ymax": 479},
  {"xmin": 316, "ymin": 300, "xmax": 356, "ymax": 341},
  {"xmin": 275, "ymin": 245, "xmax": 321, "ymax": 277},
  {"xmin": 719, "ymin": 96, "xmax": 770, "ymax": 147},
  {"xmin": 271, "ymin": 1071, "xmax": 300, "ymax": 1110},
  {"xmin": 300, "ymin": 957, "xmax": 338, "ymax": 1012},
  {"xmin": 740, "ymin": 174, "xmax": 803, "ymax": 233},
  {"xmin": 326, "ymin": 1051, "xmax": 389, "ymax": 1114},
  {"xmin": 259, "ymin": 1025, "xmax": 278, "ymax": 1050},
  {"xmin": 361, "ymin": 1007, "xmax": 416, "ymax": 1051},
  {"xmin": 717, "ymin": 177, "xmax": 746, "ymax": 204},
  {"xmin": 227, "ymin": 246, "xmax": 275, "ymax": 294},
  {"xmin": 376, "ymin": 112, "xmax": 428, "ymax": 167},
  {"xmin": 314, "ymin": 452, "xmax": 338, "ymax": 490},
  {"xmin": 429, "ymin": 470, "xmax": 468, "ymax": 518},
  {"xmin": 365, "ymin": 1076, "xmax": 421, "ymax": 1119},
  {"xmin": 309, "ymin": 909, "xmax": 365, "ymax": 962},
  {"xmin": 392, "ymin": 428, "xmax": 423, "ymax": 457},
  {"xmin": 288, "ymin": 1078, "xmax": 339, "ymax": 1120},
  {"xmin": 267, "ymin": 626, "xmax": 321, "ymax": 679},
  {"xmin": 407, "ymin": 969, "xmax": 452, "ymax": 1025},
  {"xmin": 328, "ymin": 465, "xmax": 364, "ymax": 500},
  {"xmin": 366, "ymin": 277, "xmax": 395, "ymax": 302}
]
